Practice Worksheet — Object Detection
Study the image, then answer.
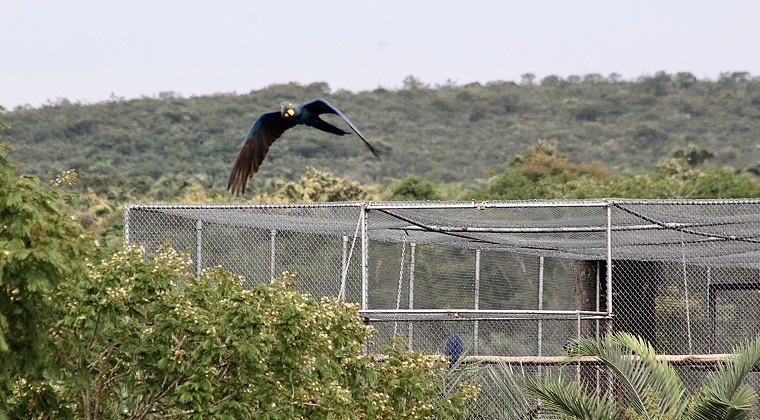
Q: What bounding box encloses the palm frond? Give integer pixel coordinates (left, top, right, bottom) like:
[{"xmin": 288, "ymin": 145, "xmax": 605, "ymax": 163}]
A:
[
  {"xmin": 691, "ymin": 336, "xmax": 760, "ymax": 420},
  {"xmin": 447, "ymin": 356, "xmax": 538, "ymax": 419},
  {"xmin": 570, "ymin": 332, "xmax": 690, "ymax": 418},
  {"xmin": 691, "ymin": 385, "xmax": 756, "ymax": 420},
  {"xmin": 484, "ymin": 362, "xmax": 537, "ymax": 418},
  {"xmin": 441, "ymin": 351, "xmax": 480, "ymax": 396},
  {"xmin": 525, "ymin": 372, "xmax": 620, "ymax": 420}
]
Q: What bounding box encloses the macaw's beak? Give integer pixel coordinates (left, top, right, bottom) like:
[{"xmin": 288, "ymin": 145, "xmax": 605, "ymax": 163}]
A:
[{"xmin": 283, "ymin": 108, "xmax": 295, "ymax": 118}]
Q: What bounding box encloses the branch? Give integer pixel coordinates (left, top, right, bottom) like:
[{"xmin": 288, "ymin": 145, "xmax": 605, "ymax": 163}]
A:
[{"xmin": 95, "ymin": 344, "xmax": 117, "ymax": 420}]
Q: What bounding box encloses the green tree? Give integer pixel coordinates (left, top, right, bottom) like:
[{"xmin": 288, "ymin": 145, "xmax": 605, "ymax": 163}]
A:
[
  {"xmin": 0, "ymin": 107, "xmax": 8, "ymax": 130},
  {"xmin": 6, "ymin": 73, "xmax": 760, "ymax": 186},
  {"xmin": 390, "ymin": 175, "xmax": 441, "ymax": 200},
  {"xmin": 253, "ymin": 166, "xmax": 380, "ymax": 202},
  {"xmin": 470, "ymin": 142, "xmax": 611, "ymax": 200},
  {"xmin": 9, "ymin": 244, "xmax": 477, "ymax": 419},
  {"xmin": 0, "ymin": 144, "xmax": 93, "ymax": 416},
  {"xmin": 472, "ymin": 144, "xmax": 760, "ymax": 200},
  {"xmin": 526, "ymin": 332, "xmax": 760, "ymax": 419}
]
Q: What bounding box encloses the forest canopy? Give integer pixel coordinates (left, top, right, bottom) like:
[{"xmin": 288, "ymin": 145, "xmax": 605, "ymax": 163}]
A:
[{"xmin": 3, "ymin": 71, "xmax": 760, "ymax": 192}]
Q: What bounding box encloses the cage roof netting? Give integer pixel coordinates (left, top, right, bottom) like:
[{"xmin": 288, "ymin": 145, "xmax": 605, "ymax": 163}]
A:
[{"xmin": 125, "ymin": 199, "xmax": 760, "ymax": 268}]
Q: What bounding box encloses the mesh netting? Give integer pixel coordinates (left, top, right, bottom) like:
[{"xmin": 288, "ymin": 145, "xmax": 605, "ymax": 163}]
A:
[{"xmin": 124, "ymin": 199, "xmax": 760, "ymax": 416}]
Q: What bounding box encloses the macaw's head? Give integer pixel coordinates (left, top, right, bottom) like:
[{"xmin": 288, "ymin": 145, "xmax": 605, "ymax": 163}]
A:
[{"xmin": 280, "ymin": 102, "xmax": 296, "ymax": 119}]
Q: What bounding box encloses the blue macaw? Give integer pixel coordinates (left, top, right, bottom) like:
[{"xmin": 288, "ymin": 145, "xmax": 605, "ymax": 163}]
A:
[
  {"xmin": 443, "ymin": 329, "xmax": 464, "ymax": 367},
  {"xmin": 227, "ymin": 99, "xmax": 380, "ymax": 195},
  {"xmin": 562, "ymin": 338, "xmax": 595, "ymax": 354}
]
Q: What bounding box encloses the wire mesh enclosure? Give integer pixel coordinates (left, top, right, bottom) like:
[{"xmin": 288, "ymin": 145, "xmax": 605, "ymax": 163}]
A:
[{"xmin": 124, "ymin": 199, "xmax": 760, "ymax": 416}]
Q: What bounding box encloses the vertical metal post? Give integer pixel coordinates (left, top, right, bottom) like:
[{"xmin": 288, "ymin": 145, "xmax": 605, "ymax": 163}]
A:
[
  {"xmin": 682, "ymin": 233, "xmax": 693, "ymax": 354},
  {"xmin": 537, "ymin": 256, "xmax": 545, "ymax": 347},
  {"xmin": 596, "ymin": 260, "xmax": 601, "ymax": 397},
  {"xmin": 339, "ymin": 235, "xmax": 348, "ymax": 299},
  {"xmin": 706, "ymin": 267, "xmax": 711, "ymax": 313},
  {"xmin": 576, "ymin": 312, "xmax": 582, "ymax": 382},
  {"xmin": 408, "ymin": 243, "xmax": 416, "ymax": 350},
  {"xmin": 707, "ymin": 267, "xmax": 713, "ymax": 352},
  {"xmin": 123, "ymin": 205, "xmax": 132, "ymax": 244},
  {"xmin": 605, "ymin": 203, "xmax": 614, "ymax": 398},
  {"xmin": 537, "ymin": 255, "xmax": 545, "ymax": 377},
  {"xmin": 270, "ymin": 229, "xmax": 277, "ymax": 282},
  {"xmin": 474, "ymin": 249, "xmax": 481, "ymax": 355},
  {"xmin": 605, "ymin": 203, "xmax": 613, "ymax": 319},
  {"xmin": 361, "ymin": 206, "xmax": 369, "ymax": 311},
  {"xmin": 195, "ymin": 220, "xmax": 203, "ymax": 278}
]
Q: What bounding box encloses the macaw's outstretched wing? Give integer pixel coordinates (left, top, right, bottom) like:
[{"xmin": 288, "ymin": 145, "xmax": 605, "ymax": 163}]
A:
[
  {"xmin": 303, "ymin": 99, "xmax": 381, "ymax": 159},
  {"xmin": 227, "ymin": 111, "xmax": 297, "ymax": 195}
]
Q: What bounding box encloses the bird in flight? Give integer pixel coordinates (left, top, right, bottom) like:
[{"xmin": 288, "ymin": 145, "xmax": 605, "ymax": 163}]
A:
[{"xmin": 227, "ymin": 99, "xmax": 381, "ymax": 195}]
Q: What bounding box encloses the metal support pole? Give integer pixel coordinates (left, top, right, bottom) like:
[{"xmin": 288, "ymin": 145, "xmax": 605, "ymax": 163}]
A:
[
  {"xmin": 537, "ymin": 256, "xmax": 545, "ymax": 350},
  {"xmin": 605, "ymin": 204, "xmax": 613, "ymax": 319},
  {"xmin": 123, "ymin": 205, "xmax": 132, "ymax": 244},
  {"xmin": 576, "ymin": 312, "xmax": 582, "ymax": 382},
  {"xmin": 270, "ymin": 229, "xmax": 277, "ymax": 282},
  {"xmin": 596, "ymin": 260, "xmax": 601, "ymax": 397},
  {"xmin": 408, "ymin": 243, "xmax": 416, "ymax": 350},
  {"xmin": 707, "ymin": 267, "xmax": 713, "ymax": 352},
  {"xmin": 474, "ymin": 249, "xmax": 481, "ymax": 355},
  {"xmin": 605, "ymin": 203, "xmax": 614, "ymax": 399},
  {"xmin": 537, "ymin": 255, "xmax": 545, "ymax": 377},
  {"xmin": 682, "ymin": 233, "xmax": 693, "ymax": 354},
  {"xmin": 361, "ymin": 207, "xmax": 369, "ymax": 311},
  {"xmin": 339, "ymin": 235, "xmax": 348, "ymax": 299},
  {"xmin": 195, "ymin": 220, "xmax": 203, "ymax": 278}
]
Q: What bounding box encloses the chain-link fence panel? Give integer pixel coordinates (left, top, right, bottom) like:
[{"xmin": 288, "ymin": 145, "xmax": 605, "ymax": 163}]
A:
[
  {"xmin": 609, "ymin": 199, "xmax": 760, "ymax": 390},
  {"xmin": 125, "ymin": 199, "xmax": 760, "ymax": 418},
  {"xmin": 125, "ymin": 203, "xmax": 366, "ymax": 300}
]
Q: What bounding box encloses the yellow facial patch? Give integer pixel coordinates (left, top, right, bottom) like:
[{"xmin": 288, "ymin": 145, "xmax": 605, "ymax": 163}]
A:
[{"xmin": 286, "ymin": 108, "xmax": 295, "ymax": 117}]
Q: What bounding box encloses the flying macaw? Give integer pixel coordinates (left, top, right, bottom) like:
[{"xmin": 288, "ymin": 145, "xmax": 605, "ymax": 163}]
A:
[{"xmin": 227, "ymin": 99, "xmax": 380, "ymax": 195}]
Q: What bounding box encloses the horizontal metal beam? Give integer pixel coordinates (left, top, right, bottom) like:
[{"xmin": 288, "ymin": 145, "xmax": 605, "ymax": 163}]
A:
[
  {"xmin": 366, "ymin": 201, "xmax": 611, "ymax": 210},
  {"xmin": 388, "ymin": 223, "xmax": 670, "ymax": 234},
  {"xmin": 460, "ymin": 353, "xmax": 735, "ymax": 365},
  {"xmin": 360, "ymin": 309, "xmax": 609, "ymax": 321}
]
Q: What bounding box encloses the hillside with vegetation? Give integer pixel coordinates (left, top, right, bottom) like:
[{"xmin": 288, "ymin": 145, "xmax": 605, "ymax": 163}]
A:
[
  {"xmin": 5, "ymin": 74, "xmax": 760, "ymax": 417},
  {"xmin": 3, "ymin": 72, "xmax": 760, "ymax": 194}
]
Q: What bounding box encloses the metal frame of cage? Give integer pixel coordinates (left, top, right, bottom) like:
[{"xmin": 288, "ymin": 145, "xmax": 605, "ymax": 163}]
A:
[
  {"xmin": 123, "ymin": 199, "xmax": 615, "ymax": 371},
  {"xmin": 123, "ymin": 199, "xmax": 760, "ymax": 363},
  {"xmin": 124, "ymin": 199, "xmax": 760, "ymax": 417},
  {"xmin": 124, "ymin": 202, "xmax": 614, "ymax": 306}
]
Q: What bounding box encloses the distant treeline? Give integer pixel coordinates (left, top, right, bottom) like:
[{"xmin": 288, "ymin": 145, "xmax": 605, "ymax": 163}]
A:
[{"xmin": 3, "ymin": 71, "xmax": 760, "ymax": 190}]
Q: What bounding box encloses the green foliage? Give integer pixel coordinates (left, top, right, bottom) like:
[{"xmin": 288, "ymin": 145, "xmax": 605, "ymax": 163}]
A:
[
  {"xmin": 0, "ymin": 144, "xmax": 93, "ymax": 413},
  {"xmin": 525, "ymin": 332, "xmax": 760, "ymax": 419},
  {"xmin": 8, "ymin": 244, "xmax": 476, "ymax": 418},
  {"xmin": 256, "ymin": 166, "xmax": 380, "ymax": 203},
  {"xmin": 527, "ymin": 372, "xmax": 621, "ymax": 419},
  {"xmin": 390, "ymin": 175, "xmax": 441, "ymax": 201},
  {"xmin": 372, "ymin": 340, "xmax": 478, "ymax": 419},
  {"xmin": 475, "ymin": 361, "xmax": 538, "ymax": 418},
  {"xmin": 5, "ymin": 73, "xmax": 760, "ymax": 189},
  {"xmin": 470, "ymin": 142, "xmax": 612, "ymax": 200},
  {"xmin": 0, "ymin": 106, "xmax": 8, "ymax": 131},
  {"xmin": 690, "ymin": 337, "xmax": 760, "ymax": 420},
  {"xmin": 471, "ymin": 143, "xmax": 760, "ymax": 200}
]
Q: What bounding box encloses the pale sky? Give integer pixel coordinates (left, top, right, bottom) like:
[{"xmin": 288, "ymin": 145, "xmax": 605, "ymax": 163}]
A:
[{"xmin": 3, "ymin": 0, "xmax": 760, "ymax": 109}]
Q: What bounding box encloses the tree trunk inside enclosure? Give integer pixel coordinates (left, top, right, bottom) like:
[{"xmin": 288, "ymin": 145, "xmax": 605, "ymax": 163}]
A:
[
  {"xmin": 574, "ymin": 260, "xmax": 603, "ymax": 386},
  {"xmin": 574, "ymin": 260, "xmax": 599, "ymax": 337}
]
